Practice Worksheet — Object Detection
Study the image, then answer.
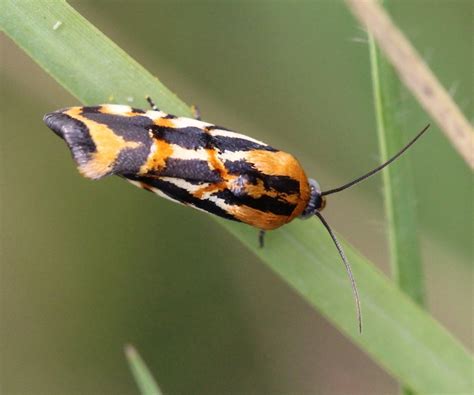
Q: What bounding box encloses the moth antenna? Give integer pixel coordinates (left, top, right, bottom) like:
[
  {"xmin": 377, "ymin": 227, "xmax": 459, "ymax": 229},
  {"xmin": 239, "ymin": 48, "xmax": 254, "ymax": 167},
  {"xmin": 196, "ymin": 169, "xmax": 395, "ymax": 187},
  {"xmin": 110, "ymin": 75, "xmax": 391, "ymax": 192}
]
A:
[
  {"xmin": 315, "ymin": 211, "xmax": 362, "ymax": 333},
  {"xmin": 321, "ymin": 124, "xmax": 430, "ymax": 196}
]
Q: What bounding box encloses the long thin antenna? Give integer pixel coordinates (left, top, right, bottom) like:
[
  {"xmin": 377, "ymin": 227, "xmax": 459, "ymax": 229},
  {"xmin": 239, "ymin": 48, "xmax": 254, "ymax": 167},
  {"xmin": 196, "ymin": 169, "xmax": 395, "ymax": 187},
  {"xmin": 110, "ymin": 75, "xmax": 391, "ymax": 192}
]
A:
[
  {"xmin": 321, "ymin": 124, "xmax": 430, "ymax": 196},
  {"xmin": 315, "ymin": 211, "xmax": 362, "ymax": 333}
]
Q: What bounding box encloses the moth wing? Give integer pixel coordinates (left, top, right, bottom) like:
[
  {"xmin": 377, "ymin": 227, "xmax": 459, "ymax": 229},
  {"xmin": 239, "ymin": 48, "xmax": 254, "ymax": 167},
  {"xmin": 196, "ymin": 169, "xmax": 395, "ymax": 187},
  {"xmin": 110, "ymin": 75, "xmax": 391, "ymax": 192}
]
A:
[
  {"xmin": 216, "ymin": 148, "xmax": 311, "ymax": 230},
  {"xmin": 44, "ymin": 105, "xmax": 156, "ymax": 179}
]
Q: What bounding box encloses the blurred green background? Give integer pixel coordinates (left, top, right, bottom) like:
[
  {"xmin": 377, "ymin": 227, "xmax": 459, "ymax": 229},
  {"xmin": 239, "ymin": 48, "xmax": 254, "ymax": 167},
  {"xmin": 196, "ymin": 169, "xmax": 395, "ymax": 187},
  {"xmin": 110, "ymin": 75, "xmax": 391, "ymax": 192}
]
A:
[{"xmin": 1, "ymin": 1, "xmax": 472, "ymax": 394}]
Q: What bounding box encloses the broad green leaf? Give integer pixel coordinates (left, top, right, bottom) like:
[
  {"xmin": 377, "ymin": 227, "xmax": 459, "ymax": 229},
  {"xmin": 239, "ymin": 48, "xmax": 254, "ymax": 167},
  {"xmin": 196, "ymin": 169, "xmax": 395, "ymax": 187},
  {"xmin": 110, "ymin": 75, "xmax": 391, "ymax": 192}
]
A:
[{"xmin": 2, "ymin": 1, "xmax": 472, "ymax": 393}]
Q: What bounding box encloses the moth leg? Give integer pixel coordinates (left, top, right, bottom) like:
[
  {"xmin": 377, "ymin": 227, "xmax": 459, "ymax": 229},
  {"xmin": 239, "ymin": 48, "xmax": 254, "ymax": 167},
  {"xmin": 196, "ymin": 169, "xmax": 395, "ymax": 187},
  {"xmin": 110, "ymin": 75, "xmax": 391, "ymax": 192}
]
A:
[
  {"xmin": 191, "ymin": 104, "xmax": 201, "ymax": 120},
  {"xmin": 258, "ymin": 229, "xmax": 266, "ymax": 248},
  {"xmin": 146, "ymin": 96, "xmax": 160, "ymax": 111}
]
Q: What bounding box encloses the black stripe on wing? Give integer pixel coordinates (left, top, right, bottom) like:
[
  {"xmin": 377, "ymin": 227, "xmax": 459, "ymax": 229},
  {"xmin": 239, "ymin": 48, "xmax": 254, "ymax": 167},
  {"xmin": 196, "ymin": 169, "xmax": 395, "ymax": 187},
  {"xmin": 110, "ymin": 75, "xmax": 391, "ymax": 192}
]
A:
[
  {"xmin": 126, "ymin": 175, "xmax": 238, "ymax": 222},
  {"xmin": 224, "ymin": 160, "xmax": 301, "ymax": 194}
]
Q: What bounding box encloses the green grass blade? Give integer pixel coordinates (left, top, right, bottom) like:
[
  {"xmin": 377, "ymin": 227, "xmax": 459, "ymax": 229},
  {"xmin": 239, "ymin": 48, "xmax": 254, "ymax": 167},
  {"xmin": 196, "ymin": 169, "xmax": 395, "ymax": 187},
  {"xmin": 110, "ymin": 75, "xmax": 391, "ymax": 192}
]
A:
[
  {"xmin": 0, "ymin": 0, "xmax": 192, "ymax": 116},
  {"xmin": 369, "ymin": 35, "xmax": 422, "ymax": 395},
  {"xmin": 2, "ymin": 1, "xmax": 473, "ymax": 393},
  {"xmin": 124, "ymin": 345, "xmax": 162, "ymax": 395},
  {"xmin": 368, "ymin": 1, "xmax": 426, "ymax": 392},
  {"xmin": 368, "ymin": 3, "xmax": 425, "ymax": 307}
]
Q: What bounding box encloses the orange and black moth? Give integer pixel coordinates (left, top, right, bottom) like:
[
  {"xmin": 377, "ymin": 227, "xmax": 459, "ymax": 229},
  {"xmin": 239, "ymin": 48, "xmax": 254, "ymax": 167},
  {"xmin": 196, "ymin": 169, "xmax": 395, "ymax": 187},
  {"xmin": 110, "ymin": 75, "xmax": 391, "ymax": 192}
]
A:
[
  {"xmin": 43, "ymin": 104, "xmax": 320, "ymax": 230},
  {"xmin": 44, "ymin": 99, "xmax": 429, "ymax": 332}
]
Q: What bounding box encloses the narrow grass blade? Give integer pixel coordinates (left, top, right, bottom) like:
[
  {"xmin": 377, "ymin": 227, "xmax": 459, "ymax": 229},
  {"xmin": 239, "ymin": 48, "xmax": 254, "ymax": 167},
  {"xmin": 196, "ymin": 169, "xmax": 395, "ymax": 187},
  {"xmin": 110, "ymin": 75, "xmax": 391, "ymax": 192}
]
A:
[
  {"xmin": 368, "ymin": 1, "xmax": 427, "ymax": 392},
  {"xmin": 369, "ymin": 33, "xmax": 425, "ymax": 306},
  {"xmin": 369, "ymin": 30, "xmax": 424, "ymax": 395},
  {"xmin": 124, "ymin": 345, "xmax": 162, "ymax": 395},
  {"xmin": 0, "ymin": 0, "xmax": 192, "ymax": 116},
  {"xmin": 346, "ymin": 0, "xmax": 474, "ymax": 169},
  {"xmin": 2, "ymin": 1, "xmax": 473, "ymax": 393}
]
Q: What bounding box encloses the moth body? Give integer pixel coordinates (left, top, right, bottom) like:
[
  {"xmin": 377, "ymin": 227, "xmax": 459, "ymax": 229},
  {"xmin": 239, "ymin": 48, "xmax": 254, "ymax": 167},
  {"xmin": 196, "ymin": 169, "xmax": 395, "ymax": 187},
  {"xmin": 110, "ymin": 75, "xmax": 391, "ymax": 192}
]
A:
[
  {"xmin": 44, "ymin": 105, "xmax": 319, "ymax": 230},
  {"xmin": 44, "ymin": 100, "xmax": 429, "ymax": 333}
]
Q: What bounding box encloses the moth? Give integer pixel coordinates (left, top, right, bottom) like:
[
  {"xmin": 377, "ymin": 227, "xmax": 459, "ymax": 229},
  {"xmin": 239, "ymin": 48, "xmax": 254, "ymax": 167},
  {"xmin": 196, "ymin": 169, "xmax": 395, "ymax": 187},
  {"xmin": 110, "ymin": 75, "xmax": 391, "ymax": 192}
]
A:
[{"xmin": 44, "ymin": 96, "xmax": 429, "ymax": 332}]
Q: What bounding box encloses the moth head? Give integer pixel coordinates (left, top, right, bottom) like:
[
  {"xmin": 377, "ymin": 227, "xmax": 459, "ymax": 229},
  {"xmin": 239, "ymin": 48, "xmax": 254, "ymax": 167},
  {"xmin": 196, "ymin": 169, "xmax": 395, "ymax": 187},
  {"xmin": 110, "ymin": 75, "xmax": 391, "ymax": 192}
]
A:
[{"xmin": 300, "ymin": 178, "xmax": 326, "ymax": 219}]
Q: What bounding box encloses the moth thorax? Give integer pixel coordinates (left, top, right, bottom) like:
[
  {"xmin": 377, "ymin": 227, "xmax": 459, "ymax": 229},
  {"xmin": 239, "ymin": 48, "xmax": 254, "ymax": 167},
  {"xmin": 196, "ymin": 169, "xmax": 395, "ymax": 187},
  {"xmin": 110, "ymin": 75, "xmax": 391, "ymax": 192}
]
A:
[{"xmin": 300, "ymin": 178, "xmax": 326, "ymax": 219}]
